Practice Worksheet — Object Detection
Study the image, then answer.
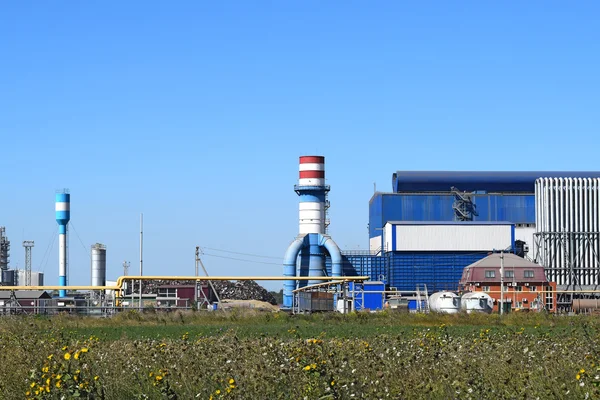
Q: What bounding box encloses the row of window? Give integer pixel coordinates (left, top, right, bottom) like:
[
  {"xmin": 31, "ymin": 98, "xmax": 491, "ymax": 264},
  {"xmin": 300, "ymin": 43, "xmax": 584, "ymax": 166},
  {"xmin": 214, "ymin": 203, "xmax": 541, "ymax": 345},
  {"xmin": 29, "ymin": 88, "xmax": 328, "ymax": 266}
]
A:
[
  {"xmin": 482, "ymin": 285, "xmax": 538, "ymax": 292},
  {"xmin": 484, "ymin": 270, "xmax": 535, "ymax": 279}
]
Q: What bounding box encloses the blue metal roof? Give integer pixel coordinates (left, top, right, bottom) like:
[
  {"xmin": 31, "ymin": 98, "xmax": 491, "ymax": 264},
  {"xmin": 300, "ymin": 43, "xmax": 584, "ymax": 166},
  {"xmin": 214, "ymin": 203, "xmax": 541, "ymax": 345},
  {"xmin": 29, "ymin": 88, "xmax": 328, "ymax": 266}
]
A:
[
  {"xmin": 392, "ymin": 171, "xmax": 600, "ymax": 193},
  {"xmin": 386, "ymin": 221, "xmax": 514, "ymax": 226}
]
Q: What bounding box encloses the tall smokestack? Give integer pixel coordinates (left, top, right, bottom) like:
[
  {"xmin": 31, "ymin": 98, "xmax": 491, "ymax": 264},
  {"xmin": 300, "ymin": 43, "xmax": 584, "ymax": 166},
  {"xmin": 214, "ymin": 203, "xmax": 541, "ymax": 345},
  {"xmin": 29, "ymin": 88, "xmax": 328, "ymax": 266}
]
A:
[
  {"xmin": 55, "ymin": 190, "xmax": 70, "ymax": 297},
  {"xmin": 298, "ymin": 156, "xmax": 327, "ymax": 234}
]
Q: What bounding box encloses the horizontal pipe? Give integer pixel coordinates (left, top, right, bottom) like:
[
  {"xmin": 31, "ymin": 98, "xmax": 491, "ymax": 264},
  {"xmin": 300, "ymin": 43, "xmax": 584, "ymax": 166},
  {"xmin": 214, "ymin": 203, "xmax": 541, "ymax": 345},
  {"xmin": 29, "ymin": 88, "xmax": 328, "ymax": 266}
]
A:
[
  {"xmin": 116, "ymin": 275, "xmax": 370, "ymax": 290},
  {"xmin": 0, "ymin": 276, "xmax": 370, "ymax": 293},
  {"xmin": 292, "ymin": 280, "xmax": 344, "ymax": 293},
  {"xmin": 0, "ymin": 286, "xmax": 118, "ymax": 291}
]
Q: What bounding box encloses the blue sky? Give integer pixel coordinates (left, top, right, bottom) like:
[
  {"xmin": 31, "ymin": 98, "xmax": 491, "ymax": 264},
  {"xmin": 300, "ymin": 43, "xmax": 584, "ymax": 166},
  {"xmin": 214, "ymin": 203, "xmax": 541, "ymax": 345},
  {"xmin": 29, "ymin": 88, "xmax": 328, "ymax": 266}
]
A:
[{"xmin": 1, "ymin": 2, "xmax": 599, "ymax": 291}]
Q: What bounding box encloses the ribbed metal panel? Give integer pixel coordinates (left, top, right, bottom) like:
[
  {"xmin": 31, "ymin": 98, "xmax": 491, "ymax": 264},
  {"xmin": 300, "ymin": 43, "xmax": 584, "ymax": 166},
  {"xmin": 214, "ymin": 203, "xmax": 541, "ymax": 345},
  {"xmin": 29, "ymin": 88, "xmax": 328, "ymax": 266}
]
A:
[
  {"xmin": 91, "ymin": 243, "xmax": 107, "ymax": 287},
  {"xmin": 387, "ymin": 252, "xmax": 488, "ymax": 292},
  {"xmin": 369, "ymin": 193, "xmax": 535, "ymax": 238},
  {"xmin": 393, "ymin": 171, "xmax": 600, "ymax": 193},
  {"xmin": 325, "ymin": 254, "xmax": 388, "ymax": 283},
  {"xmin": 387, "ymin": 222, "xmax": 513, "ymax": 252},
  {"xmin": 534, "ymin": 177, "xmax": 600, "ymax": 288}
]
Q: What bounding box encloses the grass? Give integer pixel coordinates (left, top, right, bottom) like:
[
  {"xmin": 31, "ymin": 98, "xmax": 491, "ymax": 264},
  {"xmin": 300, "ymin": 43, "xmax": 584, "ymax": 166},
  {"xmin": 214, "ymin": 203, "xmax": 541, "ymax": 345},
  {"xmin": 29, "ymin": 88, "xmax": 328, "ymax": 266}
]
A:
[{"xmin": 1, "ymin": 310, "xmax": 599, "ymax": 399}]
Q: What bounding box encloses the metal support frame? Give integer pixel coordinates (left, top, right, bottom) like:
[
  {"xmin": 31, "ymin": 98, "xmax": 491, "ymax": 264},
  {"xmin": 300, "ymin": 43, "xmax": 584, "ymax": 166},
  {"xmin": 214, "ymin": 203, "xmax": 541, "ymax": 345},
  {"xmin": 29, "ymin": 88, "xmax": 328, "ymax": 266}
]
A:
[
  {"xmin": 22, "ymin": 241, "xmax": 34, "ymax": 286},
  {"xmin": 533, "ymin": 232, "xmax": 600, "ymax": 308}
]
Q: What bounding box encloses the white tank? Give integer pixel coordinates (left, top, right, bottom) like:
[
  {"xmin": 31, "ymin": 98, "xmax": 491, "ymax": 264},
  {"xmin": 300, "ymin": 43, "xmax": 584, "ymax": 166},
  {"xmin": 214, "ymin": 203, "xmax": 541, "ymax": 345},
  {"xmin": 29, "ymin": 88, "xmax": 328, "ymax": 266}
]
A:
[
  {"xmin": 428, "ymin": 291, "xmax": 460, "ymax": 314},
  {"xmin": 460, "ymin": 292, "xmax": 494, "ymax": 314}
]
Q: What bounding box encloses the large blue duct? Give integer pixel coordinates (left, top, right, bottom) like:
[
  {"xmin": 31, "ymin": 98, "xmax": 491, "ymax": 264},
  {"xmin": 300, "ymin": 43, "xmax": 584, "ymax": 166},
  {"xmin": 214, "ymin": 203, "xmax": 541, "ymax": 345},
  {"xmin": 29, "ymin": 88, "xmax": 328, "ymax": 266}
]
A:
[{"xmin": 282, "ymin": 156, "xmax": 342, "ymax": 309}]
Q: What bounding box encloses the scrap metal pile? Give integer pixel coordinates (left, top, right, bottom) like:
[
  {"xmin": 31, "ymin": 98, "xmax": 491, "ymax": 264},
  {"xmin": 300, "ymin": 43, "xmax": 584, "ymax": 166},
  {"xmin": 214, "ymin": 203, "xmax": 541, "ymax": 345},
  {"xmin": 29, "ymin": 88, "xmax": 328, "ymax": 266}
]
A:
[
  {"xmin": 128, "ymin": 279, "xmax": 277, "ymax": 305},
  {"xmin": 211, "ymin": 280, "xmax": 277, "ymax": 305}
]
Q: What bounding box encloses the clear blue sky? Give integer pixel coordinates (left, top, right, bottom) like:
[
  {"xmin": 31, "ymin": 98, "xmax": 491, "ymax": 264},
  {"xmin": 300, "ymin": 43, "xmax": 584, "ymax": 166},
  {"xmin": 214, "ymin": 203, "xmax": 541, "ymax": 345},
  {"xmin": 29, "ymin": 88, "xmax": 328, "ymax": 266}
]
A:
[{"xmin": 1, "ymin": 2, "xmax": 599, "ymax": 291}]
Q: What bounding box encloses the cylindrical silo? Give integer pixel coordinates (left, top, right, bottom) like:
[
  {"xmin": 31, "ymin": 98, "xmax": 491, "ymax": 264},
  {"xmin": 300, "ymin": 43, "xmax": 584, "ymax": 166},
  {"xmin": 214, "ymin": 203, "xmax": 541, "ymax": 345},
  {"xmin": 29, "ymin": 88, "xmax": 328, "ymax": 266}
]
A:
[
  {"xmin": 428, "ymin": 291, "xmax": 460, "ymax": 314},
  {"xmin": 91, "ymin": 243, "xmax": 106, "ymax": 287},
  {"xmin": 460, "ymin": 292, "xmax": 493, "ymax": 314}
]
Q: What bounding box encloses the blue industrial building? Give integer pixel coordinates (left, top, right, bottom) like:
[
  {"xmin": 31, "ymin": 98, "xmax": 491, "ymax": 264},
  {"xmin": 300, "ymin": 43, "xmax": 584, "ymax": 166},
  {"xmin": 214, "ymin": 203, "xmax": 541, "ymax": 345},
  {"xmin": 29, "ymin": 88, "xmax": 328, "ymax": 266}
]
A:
[{"xmin": 342, "ymin": 171, "xmax": 600, "ymax": 294}]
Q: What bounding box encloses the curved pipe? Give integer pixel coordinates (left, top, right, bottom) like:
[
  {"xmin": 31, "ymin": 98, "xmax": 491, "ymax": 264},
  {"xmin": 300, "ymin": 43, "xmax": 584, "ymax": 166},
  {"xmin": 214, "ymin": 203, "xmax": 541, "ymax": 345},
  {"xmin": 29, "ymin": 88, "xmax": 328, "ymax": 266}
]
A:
[
  {"xmin": 320, "ymin": 234, "xmax": 342, "ymax": 277},
  {"xmin": 282, "ymin": 235, "xmax": 307, "ymax": 308}
]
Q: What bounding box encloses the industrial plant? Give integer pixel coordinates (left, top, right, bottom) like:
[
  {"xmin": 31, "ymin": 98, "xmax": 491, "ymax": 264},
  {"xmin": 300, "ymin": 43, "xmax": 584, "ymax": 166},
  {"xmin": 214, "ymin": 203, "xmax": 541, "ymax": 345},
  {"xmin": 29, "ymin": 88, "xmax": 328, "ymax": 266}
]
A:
[{"xmin": 1, "ymin": 156, "xmax": 600, "ymax": 315}]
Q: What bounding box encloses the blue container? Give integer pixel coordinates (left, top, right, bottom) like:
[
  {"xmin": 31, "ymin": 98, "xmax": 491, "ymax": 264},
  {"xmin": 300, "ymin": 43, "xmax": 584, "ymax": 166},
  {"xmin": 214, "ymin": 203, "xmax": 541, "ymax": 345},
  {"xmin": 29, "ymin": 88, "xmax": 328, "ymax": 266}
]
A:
[{"xmin": 407, "ymin": 299, "xmax": 427, "ymax": 311}]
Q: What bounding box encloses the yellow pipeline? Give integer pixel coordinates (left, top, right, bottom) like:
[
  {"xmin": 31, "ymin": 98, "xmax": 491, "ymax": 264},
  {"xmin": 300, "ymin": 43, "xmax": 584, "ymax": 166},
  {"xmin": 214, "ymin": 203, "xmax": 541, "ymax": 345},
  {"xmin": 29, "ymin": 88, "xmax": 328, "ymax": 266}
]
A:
[
  {"xmin": 0, "ymin": 276, "xmax": 370, "ymax": 292},
  {"xmin": 116, "ymin": 275, "xmax": 370, "ymax": 289}
]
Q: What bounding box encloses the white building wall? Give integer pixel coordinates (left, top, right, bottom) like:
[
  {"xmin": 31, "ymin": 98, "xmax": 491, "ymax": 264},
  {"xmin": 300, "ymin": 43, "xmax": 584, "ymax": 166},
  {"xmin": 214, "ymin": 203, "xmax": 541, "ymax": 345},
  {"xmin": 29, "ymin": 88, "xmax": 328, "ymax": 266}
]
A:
[
  {"xmin": 386, "ymin": 223, "xmax": 513, "ymax": 252},
  {"xmin": 15, "ymin": 270, "xmax": 44, "ymax": 286},
  {"xmin": 369, "ymin": 236, "xmax": 382, "ymax": 253},
  {"xmin": 515, "ymin": 225, "xmax": 536, "ymax": 252}
]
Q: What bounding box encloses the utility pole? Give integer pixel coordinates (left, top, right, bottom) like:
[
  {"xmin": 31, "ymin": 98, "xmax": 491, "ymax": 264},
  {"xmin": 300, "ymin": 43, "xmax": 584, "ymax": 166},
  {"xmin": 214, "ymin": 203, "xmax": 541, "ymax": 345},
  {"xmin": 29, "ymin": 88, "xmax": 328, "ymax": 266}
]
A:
[
  {"xmin": 500, "ymin": 250, "xmax": 504, "ymax": 316},
  {"xmin": 139, "ymin": 213, "xmax": 143, "ymax": 311},
  {"xmin": 195, "ymin": 246, "xmax": 221, "ymax": 307},
  {"xmin": 22, "ymin": 241, "xmax": 34, "ymax": 286}
]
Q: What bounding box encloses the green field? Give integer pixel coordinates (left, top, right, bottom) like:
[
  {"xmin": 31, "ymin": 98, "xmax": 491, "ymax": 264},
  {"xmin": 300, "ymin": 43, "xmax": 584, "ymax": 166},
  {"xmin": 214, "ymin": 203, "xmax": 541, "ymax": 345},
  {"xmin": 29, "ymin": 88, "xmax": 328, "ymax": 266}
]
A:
[{"xmin": 1, "ymin": 310, "xmax": 599, "ymax": 399}]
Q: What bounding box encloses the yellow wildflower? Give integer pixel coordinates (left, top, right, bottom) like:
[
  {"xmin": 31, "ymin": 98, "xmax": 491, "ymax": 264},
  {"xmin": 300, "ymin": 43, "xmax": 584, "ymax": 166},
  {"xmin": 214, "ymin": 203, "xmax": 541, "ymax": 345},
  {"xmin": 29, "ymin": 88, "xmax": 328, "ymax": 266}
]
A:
[
  {"xmin": 155, "ymin": 375, "xmax": 163, "ymax": 382},
  {"xmin": 303, "ymin": 365, "xmax": 311, "ymax": 371},
  {"xmin": 61, "ymin": 346, "xmax": 67, "ymax": 351},
  {"xmin": 94, "ymin": 376, "xmax": 99, "ymax": 381},
  {"xmin": 577, "ymin": 374, "xmax": 581, "ymax": 380},
  {"xmin": 149, "ymin": 372, "xmax": 154, "ymax": 377},
  {"xmin": 47, "ymin": 355, "xmax": 53, "ymax": 360},
  {"xmin": 64, "ymin": 353, "xmax": 71, "ymax": 360},
  {"xmin": 25, "ymin": 392, "xmax": 30, "ymax": 396},
  {"xmin": 580, "ymin": 369, "xmax": 586, "ymax": 374},
  {"xmin": 30, "ymin": 382, "xmax": 35, "ymax": 388},
  {"xmin": 46, "ymin": 378, "xmax": 50, "ymax": 386},
  {"xmin": 331, "ymin": 380, "xmax": 336, "ymax": 386},
  {"xmin": 81, "ymin": 347, "xmax": 89, "ymax": 353},
  {"xmin": 216, "ymin": 389, "xmax": 221, "ymax": 394},
  {"xmin": 55, "ymin": 382, "xmax": 61, "ymax": 388},
  {"xmin": 229, "ymin": 378, "xmax": 235, "ymax": 384}
]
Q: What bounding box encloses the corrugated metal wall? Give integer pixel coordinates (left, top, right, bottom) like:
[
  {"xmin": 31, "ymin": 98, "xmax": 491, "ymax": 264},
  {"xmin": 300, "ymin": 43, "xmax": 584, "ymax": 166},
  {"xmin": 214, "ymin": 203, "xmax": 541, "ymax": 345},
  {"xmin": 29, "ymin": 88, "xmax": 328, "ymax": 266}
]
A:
[
  {"xmin": 535, "ymin": 177, "xmax": 600, "ymax": 287},
  {"xmin": 387, "ymin": 252, "xmax": 488, "ymax": 292},
  {"xmin": 369, "ymin": 193, "xmax": 535, "ymax": 238},
  {"xmin": 388, "ymin": 223, "xmax": 513, "ymax": 252},
  {"xmin": 325, "ymin": 251, "xmax": 487, "ymax": 292}
]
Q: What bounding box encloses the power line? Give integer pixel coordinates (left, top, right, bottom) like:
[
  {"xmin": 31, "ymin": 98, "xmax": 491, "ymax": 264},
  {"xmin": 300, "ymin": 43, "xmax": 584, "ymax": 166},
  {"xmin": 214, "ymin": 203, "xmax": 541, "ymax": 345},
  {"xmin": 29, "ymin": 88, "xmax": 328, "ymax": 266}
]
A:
[
  {"xmin": 203, "ymin": 253, "xmax": 281, "ymax": 266},
  {"xmin": 40, "ymin": 231, "xmax": 57, "ymax": 274},
  {"xmin": 69, "ymin": 221, "xmax": 91, "ymax": 260},
  {"xmin": 202, "ymin": 246, "xmax": 281, "ymax": 260}
]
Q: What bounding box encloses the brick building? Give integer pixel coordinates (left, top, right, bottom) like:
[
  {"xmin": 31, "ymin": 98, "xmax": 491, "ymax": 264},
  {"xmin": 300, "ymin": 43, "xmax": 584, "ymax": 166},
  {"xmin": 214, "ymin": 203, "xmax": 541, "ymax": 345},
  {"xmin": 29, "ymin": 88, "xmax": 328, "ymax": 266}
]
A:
[{"xmin": 459, "ymin": 253, "xmax": 556, "ymax": 313}]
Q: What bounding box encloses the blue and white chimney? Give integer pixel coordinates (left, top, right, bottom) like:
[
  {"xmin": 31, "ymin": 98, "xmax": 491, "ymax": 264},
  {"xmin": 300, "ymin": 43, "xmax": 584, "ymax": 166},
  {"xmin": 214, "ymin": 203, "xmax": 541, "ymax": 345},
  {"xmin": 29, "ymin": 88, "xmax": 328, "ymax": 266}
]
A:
[
  {"xmin": 55, "ymin": 190, "xmax": 70, "ymax": 297},
  {"xmin": 282, "ymin": 156, "xmax": 342, "ymax": 309}
]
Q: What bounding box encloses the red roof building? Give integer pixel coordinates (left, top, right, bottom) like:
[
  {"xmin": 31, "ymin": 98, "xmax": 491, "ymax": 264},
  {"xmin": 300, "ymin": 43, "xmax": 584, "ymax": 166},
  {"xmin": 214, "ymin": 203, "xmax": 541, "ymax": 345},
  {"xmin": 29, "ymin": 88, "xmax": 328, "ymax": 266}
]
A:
[{"xmin": 459, "ymin": 253, "xmax": 556, "ymax": 313}]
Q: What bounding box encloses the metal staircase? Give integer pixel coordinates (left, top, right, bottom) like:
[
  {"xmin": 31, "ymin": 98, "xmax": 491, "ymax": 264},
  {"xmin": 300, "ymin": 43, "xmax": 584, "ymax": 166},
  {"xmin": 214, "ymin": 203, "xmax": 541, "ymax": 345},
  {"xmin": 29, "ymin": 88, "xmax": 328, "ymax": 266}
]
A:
[{"xmin": 451, "ymin": 186, "xmax": 479, "ymax": 221}]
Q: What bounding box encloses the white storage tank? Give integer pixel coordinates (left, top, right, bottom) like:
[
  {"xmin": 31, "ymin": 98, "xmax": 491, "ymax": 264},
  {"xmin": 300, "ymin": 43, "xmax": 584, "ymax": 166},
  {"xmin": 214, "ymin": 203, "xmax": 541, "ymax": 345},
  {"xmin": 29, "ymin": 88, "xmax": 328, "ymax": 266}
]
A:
[
  {"xmin": 460, "ymin": 292, "xmax": 493, "ymax": 314},
  {"xmin": 91, "ymin": 243, "xmax": 107, "ymax": 287},
  {"xmin": 428, "ymin": 291, "xmax": 460, "ymax": 314}
]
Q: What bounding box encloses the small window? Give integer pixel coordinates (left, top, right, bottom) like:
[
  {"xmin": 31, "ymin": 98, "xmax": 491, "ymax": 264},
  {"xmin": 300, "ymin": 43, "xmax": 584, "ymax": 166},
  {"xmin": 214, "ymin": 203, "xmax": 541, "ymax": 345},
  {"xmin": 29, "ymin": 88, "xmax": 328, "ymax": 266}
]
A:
[
  {"xmin": 505, "ymin": 271, "xmax": 514, "ymax": 278},
  {"xmin": 524, "ymin": 270, "xmax": 534, "ymax": 278},
  {"xmin": 482, "ymin": 286, "xmax": 491, "ymax": 292},
  {"xmin": 515, "ymin": 286, "xmax": 523, "ymax": 292},
  {"xmin": 530, "ymin": 286, "xmax": 537, "ymax": 292},
  {"xmin": 485, "ymin": 270, "xmax": 496, "ymax": 278}
]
